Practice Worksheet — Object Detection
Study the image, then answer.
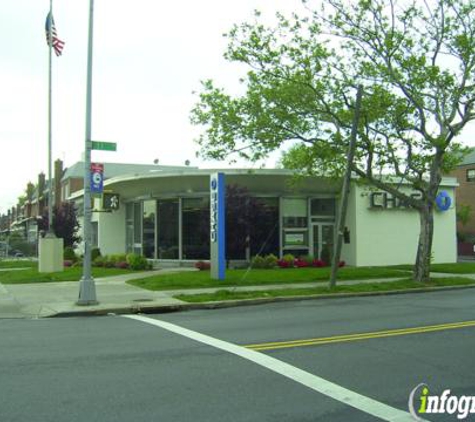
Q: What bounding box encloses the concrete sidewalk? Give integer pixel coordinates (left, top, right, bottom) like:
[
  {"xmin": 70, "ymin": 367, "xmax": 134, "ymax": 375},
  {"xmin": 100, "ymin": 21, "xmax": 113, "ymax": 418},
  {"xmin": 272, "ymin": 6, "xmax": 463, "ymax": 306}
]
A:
[
  {"xmin": 0, "ymin": 269, "xmax": 192, "ymax": 319},
  {"xmin": 1, "ymin": 268, "xmax": 474, "ymax": 319}
]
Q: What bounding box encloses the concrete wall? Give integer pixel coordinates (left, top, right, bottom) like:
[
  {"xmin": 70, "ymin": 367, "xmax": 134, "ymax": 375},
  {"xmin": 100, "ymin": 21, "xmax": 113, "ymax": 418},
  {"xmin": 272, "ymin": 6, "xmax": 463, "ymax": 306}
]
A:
[
  {"xmin": 347, "ymin": 184, "xmax": 457, "ymax": 266},
  {"xmin": 96, "ymin": 207, "xmax": 126, "ymax": 255},
  {"xmin": 76, "ymin": 199, "xmax": 126, "ymax": 256}
]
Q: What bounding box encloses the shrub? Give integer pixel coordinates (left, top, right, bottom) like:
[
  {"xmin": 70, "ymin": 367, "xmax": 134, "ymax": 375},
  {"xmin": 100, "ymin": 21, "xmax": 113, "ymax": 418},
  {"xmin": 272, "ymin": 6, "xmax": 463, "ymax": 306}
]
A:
[
  {"xmin": 283, "ymin": 253, "xmax": 295, "ymax": 266},
  {"xmin": 338, "ymin": 260, "xmax": 346, "ymax": 268},
  {"xmin": 109, "ymin": 254, "xmax": 128, "ymax": 266},
  {"xmin": 301, "ymin": 255, "xmax": 314, "ymax": 264},
  {"xmin": 72, "ymin": 257, "xmax": 83, "ymax": 267},
  {"xmin": 294, "ymin": 258, "xmax": 310, "ymax": 268},
  {"xmin": 63, "ymin": 260, "xmax": 73, "ymax": 267},
  {"xmin": 63, "ymin": 246, "xmax": 77, "ymax": 262},
  {"xmin": 126, "ymin": 253, "xmax": 150, "ymax": 270},
  {"xmin": 277, "ymin": 259, "xmax": 291, "ymax": 268},
  {"xmin": 195, "ymin": 261, "xmax": 210, "ymax": 271},
  {"xmin": 93, "ymin": 255, "xmax": 105, "ymax": 267},
  {"xmin": 264, "ymin": 253, "xmax": 278, "ymax": 268},
  {"xmin": 104, "ymin": 258, "xmax": 116, "ymax": 268},
  {"xmin": 115, "ymin": 261, "xmax": 129, "ymax": 269},
  {"xmin": 312, "ymin": 259, "xmax": 327, "ymax": 267},
  {"xmin": 91, "ymin": 247, "xmax": 101, "ymax": 262},
  {"xmin": 278, "ymin": 254, "xmax": 295, "ymax": 268},
  {"xmin": 251, "ymin": 254, "xmax": 278, "ymax": 269},
  {"xmin": 320, "ymin": 247, "xmax": 331, "ymax": 265},
  {"xmin": 251, "ymin": 255, "xmax": 266, "ymax": 269},
  {"xmin": 295, "ymin": 255, "xmax": 314, "ymax": 268}
]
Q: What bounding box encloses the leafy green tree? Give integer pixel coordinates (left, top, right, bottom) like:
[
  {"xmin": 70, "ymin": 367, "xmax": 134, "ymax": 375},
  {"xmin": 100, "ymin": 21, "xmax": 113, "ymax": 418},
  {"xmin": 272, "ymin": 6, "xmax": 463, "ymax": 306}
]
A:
[
  {"xmin": 191, "ymin": 0, "xmax": 475, "ymax": 282},
  {"xmin": 225, "ymin": 184, "xmax": 278, "ymax": 260},
  {"xmin": 457, "ymin": 204, "xmax": 472, "ymax": 228},
  {"xmin": 39, "ymin": 202, "xmax": 81, "ymax": 248}
]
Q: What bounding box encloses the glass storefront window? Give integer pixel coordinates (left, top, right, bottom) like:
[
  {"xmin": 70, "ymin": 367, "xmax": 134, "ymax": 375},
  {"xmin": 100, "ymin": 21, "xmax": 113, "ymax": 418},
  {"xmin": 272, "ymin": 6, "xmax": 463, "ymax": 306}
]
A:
[
  {"xmin": 125, "ymin": 203, "xmax": 134, "ymax": 254},
  {"xmin": 283, "ymin": 230, "xmax": 308, "ymax": 247},
  {"xmin": 157, "ymin": 199, "xmax": 179, "ymax": 259},
  {"xmin": 282, "ymin": 248, "xmax": 309, "ymax": 258},
  {"xmin": 143, "ymin": 200, "xmax": 156, "ymax": 259},
  {"xmin": 251, "ymin": 197, "xmax": 279, "ymax": 257},
  {"xmin": 133, "ymin": 202, "xmax": 142, "ymax": 255},
  {"xmin": 310, "ymin": 198, "xmax": 336, "ymax": 217},
  {"xmin": 125, "ymin": 202, "xmax": 143, "ymax": 255},
  {"xmin": 282, "ymin": 216, "xmax": 307, "ymax": 228},
  {"xmin": 282, "ymin": 198, "xmax": 307, "ymax": 228},
  {"xmin": 282, "ymin": 198, "xmax": 309, "ymax": 251},
  {"xmin": 182, "ymin": 197, "xmax": 210, "ymax": 260}
]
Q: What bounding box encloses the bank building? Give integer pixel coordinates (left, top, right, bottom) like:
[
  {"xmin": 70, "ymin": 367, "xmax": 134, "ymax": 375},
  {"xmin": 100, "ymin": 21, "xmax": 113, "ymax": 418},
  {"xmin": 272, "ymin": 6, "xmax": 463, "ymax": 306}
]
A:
[{"xmin": 65, "ymin": 162, "xmax": 457, "ymax": 267}]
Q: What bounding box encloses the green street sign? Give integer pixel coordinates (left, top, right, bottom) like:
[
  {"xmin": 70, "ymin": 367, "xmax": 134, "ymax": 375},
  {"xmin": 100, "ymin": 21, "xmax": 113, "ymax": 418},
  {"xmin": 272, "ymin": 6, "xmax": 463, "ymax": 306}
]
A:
[{"xmin": 91, "ymin": 141, "xmax": 117, "ymax": 151}]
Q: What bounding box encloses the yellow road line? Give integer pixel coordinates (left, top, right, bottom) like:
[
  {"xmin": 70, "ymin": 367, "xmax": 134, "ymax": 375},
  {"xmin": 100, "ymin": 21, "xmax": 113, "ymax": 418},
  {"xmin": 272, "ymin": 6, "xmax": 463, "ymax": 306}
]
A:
[{"xmin": 245, "ymin": 320, "xmax": 475, "ymax": 351}]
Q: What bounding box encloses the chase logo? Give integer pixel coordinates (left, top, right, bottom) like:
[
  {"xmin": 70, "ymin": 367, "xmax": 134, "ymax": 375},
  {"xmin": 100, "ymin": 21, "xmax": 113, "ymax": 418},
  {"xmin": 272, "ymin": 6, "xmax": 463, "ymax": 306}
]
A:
[{"xmin": 435, "ymin": 191, "xmax": 452, "ymax": 212}]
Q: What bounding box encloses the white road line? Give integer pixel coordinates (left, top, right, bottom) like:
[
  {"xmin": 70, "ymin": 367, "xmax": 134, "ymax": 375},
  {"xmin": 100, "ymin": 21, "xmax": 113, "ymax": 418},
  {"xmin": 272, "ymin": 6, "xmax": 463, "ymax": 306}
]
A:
[{"xmin": 123, "ymin": 314, "xmax": 425, "ymax": 422}]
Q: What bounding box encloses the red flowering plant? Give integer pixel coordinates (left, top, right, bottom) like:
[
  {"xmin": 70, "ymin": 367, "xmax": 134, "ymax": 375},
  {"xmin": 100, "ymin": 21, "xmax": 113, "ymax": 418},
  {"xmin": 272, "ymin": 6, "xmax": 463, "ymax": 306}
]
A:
[
  {"xmin": 312, "ymin": 259, "xmax": 327, "ymax": 267},
  {"xmin": 277, "ymin": 254, "xmax": 295, "ymax": 268},
  {"xmin": 195, "ymin": 261, "xmax": 211, "ymax": 271},
  {"xmin": 294, "ymin": 258, "xmax": 310, "ymax": 268},
  {"xmin": 277, "ymin": 259, "xmax": 292, "ymax": 268}
]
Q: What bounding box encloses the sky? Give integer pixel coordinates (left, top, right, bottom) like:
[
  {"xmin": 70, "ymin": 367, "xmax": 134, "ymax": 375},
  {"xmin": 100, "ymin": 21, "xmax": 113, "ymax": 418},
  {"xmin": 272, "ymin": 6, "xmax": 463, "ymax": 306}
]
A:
[
  {"xmin": 2, "ymin": 1, "xmax": 475, "ymax": 216},
  {"xmin": 0, "ymin": 0, "xmax": 304, "ymax": 215}
]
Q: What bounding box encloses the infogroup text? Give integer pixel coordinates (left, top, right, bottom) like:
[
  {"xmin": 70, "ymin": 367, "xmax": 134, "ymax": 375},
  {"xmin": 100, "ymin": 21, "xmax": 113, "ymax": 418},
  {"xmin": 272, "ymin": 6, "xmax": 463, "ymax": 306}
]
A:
[{"xmin": 409, "ymin": 383, "xmax": 475, "ymax": 420}]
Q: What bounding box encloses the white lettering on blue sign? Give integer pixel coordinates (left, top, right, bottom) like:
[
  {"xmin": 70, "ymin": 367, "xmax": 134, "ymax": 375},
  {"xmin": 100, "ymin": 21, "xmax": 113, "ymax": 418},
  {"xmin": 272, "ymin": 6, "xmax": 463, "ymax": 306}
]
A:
[
  {"xmin": 210, "ymin": 185, "xmax": 218, "ymax": 243},
  {"xmin": 210, "ymin": 173, "xmax": 226, "ymax": 280}
]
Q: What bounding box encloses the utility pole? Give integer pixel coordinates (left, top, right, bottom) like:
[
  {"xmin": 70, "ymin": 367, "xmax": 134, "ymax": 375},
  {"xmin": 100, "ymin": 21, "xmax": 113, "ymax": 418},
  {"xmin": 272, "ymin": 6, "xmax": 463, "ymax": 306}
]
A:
[
  {"xmin": 77, "ymin": 0, "xmax": 98, "ymax": 305},
  {"xmin": 329, "ymin": 85, "xmax": 363, "ymax": 289}
]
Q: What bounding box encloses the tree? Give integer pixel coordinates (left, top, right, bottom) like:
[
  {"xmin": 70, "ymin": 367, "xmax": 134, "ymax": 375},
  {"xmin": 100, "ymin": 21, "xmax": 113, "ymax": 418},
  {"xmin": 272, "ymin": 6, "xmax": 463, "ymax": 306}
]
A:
[
  {"xmin": 456, "ymin": 204, "xmax": 472, "ymax": 240},
  {"xmin": 225, "ymin": 185, "xmax": 278, "ymax": 260},
  {"xmin": 191, "ymin": 0, "xmax": 475, "ymax": 282},
  {"xmin": 457, "ymin": 204, "xmax": 472, "ymax": 227},
  {"xmin": 39, "ymin": 202, "xmax": 81, "ymax": 248}
]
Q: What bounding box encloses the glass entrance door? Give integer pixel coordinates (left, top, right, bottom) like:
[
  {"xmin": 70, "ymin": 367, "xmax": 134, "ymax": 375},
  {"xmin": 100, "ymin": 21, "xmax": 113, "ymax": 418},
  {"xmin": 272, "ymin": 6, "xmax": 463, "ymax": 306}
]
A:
[{"xmin": 312, "ymin": 223, "xmax": 335, "ymax": 262}]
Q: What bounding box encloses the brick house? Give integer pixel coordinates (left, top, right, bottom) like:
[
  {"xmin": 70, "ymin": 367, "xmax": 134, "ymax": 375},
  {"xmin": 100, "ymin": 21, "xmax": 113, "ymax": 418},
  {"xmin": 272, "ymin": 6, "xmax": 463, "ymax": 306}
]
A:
[{"xmin": 449, "ymin": 149, "xmax": 475, "ymax": 239}]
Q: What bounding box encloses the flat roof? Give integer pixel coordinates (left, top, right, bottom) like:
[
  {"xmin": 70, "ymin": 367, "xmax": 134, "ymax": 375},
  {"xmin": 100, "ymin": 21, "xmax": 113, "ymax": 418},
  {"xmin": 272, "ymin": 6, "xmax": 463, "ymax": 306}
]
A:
[{"xmin": 68, "ymin": 167, "xmax": 458, "ymax": 201}]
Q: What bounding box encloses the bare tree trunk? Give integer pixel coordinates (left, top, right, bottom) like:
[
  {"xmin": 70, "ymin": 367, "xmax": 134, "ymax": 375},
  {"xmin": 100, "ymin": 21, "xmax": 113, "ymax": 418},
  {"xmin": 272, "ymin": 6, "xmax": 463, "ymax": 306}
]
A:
[{"xmin": 413, "ymin": 205, "xmax": 434, "ymax": 283}]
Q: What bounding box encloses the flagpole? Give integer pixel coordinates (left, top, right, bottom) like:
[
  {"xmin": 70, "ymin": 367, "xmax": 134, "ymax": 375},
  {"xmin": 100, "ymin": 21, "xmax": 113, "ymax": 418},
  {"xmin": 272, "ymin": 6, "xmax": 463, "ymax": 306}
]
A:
[
  {"xmin": 47, "ymin": 0, "xmax": 54, "ymax": 234},
  {"xmin": 39, "ymin": 2, "xmax": 64, "ymax": 274},
  {"xmin": 77, "ymin": 0, "xmax": 98, "ymax": 305}
]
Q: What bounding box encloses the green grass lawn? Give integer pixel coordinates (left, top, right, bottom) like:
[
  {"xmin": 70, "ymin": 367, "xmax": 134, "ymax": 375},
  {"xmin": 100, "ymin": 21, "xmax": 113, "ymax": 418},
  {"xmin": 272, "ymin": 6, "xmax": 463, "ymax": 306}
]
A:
[
  {"xmin": 174, "ymin": 277, "xmax": 475, "ymax": 303},
  {"xmin": 128, "ymin": 266, "xmax": 409, "ymax": 291},
  {"xmin": 393, "ymin": 262, "xmax": 475, "ymax": 274},
  {"xmin": 0, "ymin": 259, "xmax": 37, "ymax": 269},
  {"xmin": 0, "ymin": 266, "xmax": 142, "ymax": 284}
]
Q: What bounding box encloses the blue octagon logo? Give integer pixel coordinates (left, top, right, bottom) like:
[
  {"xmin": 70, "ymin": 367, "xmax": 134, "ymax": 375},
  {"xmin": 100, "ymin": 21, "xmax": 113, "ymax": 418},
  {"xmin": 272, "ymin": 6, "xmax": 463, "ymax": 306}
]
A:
[
  {"xmin": 210, "ymin": 178, "xmax": 217, "ymax": 191},
  {"xmin": 436, "ymin": 191, "xmax": 452, "ymax": 212}
]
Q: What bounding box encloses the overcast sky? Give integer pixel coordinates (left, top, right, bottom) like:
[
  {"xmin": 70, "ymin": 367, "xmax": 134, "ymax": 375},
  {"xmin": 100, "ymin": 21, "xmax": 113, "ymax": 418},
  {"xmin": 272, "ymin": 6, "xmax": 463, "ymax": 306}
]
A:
[
  {"xmin": 2, "ymin": 1, "xmax": 475, "ymax": 216},
  {"xmin": 0, "ymin": 0, "xmax": 303, "ymax": 215}
]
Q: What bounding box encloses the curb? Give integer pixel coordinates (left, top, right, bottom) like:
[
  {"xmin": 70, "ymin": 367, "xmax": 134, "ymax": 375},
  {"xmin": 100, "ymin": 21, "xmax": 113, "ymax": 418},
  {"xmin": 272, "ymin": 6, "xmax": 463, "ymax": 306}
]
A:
[{"xmin": 48, "ymin": 283, "xmax": 475, "ymax": 318}]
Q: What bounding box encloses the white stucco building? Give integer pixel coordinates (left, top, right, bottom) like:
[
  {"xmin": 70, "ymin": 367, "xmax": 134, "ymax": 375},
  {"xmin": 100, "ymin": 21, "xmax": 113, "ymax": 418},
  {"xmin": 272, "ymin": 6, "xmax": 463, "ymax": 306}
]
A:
[{"xmin": 70, "ymin": 165, "xmax": 457, "ymax": 267}]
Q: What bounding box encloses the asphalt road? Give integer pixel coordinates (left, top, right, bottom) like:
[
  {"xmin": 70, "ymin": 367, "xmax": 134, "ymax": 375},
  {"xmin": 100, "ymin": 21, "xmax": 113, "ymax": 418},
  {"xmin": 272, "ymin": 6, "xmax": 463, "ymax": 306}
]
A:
[{"xmin": 1, "ymin": 289, "xmax": 474, "ymax": 421}]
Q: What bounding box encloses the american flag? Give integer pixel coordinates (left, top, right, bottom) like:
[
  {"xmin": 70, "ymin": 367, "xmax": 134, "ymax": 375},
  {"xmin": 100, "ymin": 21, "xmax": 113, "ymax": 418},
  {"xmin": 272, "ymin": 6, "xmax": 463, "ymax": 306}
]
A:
[{"xmin": 45, "ymin": 12, "xmax": 65, "ymax": 57}]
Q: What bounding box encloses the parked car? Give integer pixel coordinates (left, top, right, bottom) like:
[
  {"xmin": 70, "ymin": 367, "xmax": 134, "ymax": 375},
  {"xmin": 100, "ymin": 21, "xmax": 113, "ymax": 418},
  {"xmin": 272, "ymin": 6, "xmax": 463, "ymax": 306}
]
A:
[{"xmin": 8, "ymin": 249, "xmax": 24, "ymax": 258}]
